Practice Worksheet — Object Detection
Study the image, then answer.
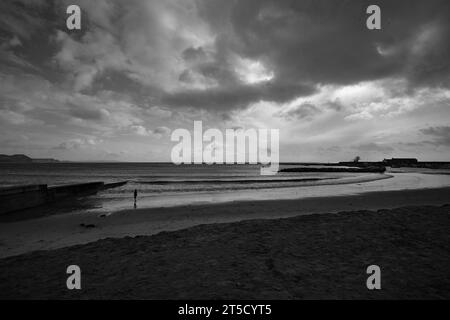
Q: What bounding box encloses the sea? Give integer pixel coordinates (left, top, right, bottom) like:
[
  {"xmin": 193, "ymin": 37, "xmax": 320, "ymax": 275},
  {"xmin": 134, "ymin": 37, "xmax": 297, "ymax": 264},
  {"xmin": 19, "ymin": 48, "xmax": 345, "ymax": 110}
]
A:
[
  {"xmin": 0, "ymin": 162, "xmax": 374, "ymax": 189},
  {"xmin": 3, "ymin": 162, "xmax": 450, "ymax": 217}
]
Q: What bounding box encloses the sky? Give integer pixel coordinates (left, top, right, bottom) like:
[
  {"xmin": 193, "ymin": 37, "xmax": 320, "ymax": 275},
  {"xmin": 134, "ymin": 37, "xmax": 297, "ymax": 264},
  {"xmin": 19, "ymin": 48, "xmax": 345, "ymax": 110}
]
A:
[{"xmin": 0, "ymin": 0, "xmax": 449, "ymax": 162}]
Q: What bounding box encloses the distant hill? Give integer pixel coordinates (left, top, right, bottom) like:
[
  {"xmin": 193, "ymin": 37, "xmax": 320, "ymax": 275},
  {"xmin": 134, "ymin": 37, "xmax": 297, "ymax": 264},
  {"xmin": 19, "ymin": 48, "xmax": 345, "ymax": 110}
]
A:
[
  {"xmin": 0, "ymin": 154, "xmax": 59, "ymax": 163},
  {"xmin": 0, "ymin": 154, "xmax": 33, "ymax": 163}
]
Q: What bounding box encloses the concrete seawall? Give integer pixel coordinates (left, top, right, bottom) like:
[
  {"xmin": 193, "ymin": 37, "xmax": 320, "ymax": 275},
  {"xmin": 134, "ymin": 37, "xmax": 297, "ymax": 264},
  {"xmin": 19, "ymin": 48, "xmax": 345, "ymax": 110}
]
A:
[
  {"xmin": 46, "ymin": 182, "xmax": 104, "ymax": 203},
  {"xmin": 0, "ymin": 185, "xmax": 48, "ymax": 214},
  {"xmin": 0, "ymin": 182, "xmax": 119, "ymax": 215}
]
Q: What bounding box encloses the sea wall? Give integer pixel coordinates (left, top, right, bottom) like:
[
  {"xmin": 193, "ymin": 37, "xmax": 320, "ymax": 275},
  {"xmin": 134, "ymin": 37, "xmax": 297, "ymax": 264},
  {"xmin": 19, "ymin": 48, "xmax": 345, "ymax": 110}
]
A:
[
  {"xmin": 46, "ymin": 182, "xmax": 104, "ymax": 202},
  {"xmin": 0, "ymin": 185, "xmax": 48, "ymax": 214},
  {"xmin": 103, "ymin": 181, "xmax": 128, "ymax": 189},
  {"xmin": 0, "ymin": 182, "xmax": 106, "ymax": 215},
  {"xmin": 279, "ymin": 166, "xmax": 386, "ymax": 173}
]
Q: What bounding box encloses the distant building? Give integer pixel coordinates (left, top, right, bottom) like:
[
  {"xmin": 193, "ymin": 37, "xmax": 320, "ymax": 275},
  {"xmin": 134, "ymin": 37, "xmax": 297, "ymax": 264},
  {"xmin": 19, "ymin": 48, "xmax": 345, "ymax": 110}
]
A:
[{"xmin": 383, "ymin": 158, "xmax": 418, "ymax": 167}]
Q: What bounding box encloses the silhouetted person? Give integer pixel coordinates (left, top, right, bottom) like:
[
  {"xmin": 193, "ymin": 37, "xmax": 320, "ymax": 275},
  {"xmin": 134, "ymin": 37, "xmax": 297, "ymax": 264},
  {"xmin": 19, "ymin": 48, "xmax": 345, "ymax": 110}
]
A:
[{"xmin": 133, "ymin": 189, "xmax": 137, "ymax": 208}]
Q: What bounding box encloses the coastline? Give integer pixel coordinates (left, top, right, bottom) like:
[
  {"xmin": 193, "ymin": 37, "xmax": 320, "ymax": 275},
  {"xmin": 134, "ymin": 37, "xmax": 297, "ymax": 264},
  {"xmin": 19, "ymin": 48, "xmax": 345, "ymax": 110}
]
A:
[
  {"xmin": 1, "ymin": 203, "xmax": 449, "ymax": 299},
  {"xmin": 1, "ymin": 185, "xmax": 450, "ymax": 259},
  {"xmin": 87, "ymin": 171, "xmax": 450, "ymax": 213}
]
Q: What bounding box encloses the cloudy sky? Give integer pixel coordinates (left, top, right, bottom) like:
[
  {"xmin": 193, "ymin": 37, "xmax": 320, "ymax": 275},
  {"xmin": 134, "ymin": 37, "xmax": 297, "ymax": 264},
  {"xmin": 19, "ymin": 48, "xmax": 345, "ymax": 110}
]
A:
[{"xmin": 0, "ymin": 0, "xmax": 449, "ymax": 162}]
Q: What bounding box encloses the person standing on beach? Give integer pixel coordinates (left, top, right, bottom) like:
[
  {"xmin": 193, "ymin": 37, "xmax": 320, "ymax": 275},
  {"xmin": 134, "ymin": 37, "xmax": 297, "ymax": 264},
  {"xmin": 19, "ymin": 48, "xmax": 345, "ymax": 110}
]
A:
[{"xmin": 133, "ymin": 189, "xmax": 138, "ymax": 208}]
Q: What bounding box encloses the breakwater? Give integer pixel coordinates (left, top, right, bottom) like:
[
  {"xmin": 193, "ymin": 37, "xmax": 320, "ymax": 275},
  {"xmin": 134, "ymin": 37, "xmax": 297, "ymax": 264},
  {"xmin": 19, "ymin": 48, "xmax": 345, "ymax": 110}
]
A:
[
  {"xmin": 0, "ymin": 181, "xmax": 128, "ymax": 215},
  {"xmin": 279, "ymin": 166, "xmax": 386, "ymax": 173}
]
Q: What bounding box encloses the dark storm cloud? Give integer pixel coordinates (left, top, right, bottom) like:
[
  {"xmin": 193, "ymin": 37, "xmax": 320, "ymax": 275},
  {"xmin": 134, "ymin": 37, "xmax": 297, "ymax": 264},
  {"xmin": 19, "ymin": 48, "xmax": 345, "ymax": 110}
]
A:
[
  {"xmin": 3, "ymin": 0, "xmax": 449, "ymax": 114},
  {"xmin": 420, "ymin": 126, "xmax": 450, "ymax": 146},
  {"xmin": 326, "ymin": 100, "xmax": 344, "ymax": 112},
  {"xmin": 197, "ymin": 0, "xmax": 450, "ymax": 88},
  {"xmin": 0, "ymin": 0, "xmax": 48, "ymax": 39},
  {"xmin": 162, "ymin": 82, "xmax": 315, "ymax": 110},
  {"xmin": 182, "ymin": 47, "xmax": 207, "ymax": 62},
  {"xmin": 279, "ymin": 102, "xmax": 321, "ymax": 120},
  {"xmin": 152, "ymin": 126, "xmax": 170, "ymax": 135},
  {"xmin": 157, "ymin": 0, "xmax": 450, "ymax": 111},
  {"xmin": 68, "ymin": 104, "xmax": 104, "ymax": 121},
  {"xmin": 0, "ymin": 0, "xmax": 63, "ymax": 56},
  {"xmin": 0, "ymin": 0, "xmax": 449, "ymax": 162}
]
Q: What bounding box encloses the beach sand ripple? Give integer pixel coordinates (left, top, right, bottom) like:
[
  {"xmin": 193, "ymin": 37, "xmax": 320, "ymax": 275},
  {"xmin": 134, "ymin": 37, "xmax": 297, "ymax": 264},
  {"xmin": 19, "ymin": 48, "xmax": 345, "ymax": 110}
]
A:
[{"xmin": 0, "ymin": 204, "xmax": 449, "ymax": 299}]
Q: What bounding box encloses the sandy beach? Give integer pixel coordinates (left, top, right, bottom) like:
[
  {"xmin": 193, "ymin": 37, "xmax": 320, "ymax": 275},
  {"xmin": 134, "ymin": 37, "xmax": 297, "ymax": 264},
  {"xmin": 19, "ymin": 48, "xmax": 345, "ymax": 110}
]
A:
[
  {"xmin": 0, "ymin": 170, "xmax": 449, "ymax": 299},
  {"xmin": 0, "ymin": 203, "xmax": 449, "ymax": 299},
  {"xmin": 1, "ymin": 184, "xmax": 450, "ymax": 259}
]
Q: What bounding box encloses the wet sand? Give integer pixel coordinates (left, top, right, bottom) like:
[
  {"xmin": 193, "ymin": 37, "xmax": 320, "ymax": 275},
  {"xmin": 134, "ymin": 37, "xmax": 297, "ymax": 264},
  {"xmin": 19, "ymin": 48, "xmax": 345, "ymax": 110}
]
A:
[
  {"xmin": 1, "ymin": 186, "xmax": 450, "ymax": 259},
  {"xmin": 0, "ymin": 204, "xmax": 449, "ymax": 299},
  {"xmin": 83, "ymin": 171, "xmax": 450, "ymax": 212}
]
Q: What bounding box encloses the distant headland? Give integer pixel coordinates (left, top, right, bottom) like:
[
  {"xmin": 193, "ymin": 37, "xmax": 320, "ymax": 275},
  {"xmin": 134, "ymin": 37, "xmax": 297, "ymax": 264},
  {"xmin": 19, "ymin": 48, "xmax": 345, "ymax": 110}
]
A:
[{"xmin": 0, "ymin": 154, "xmax": 59, "ymax": 163}]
